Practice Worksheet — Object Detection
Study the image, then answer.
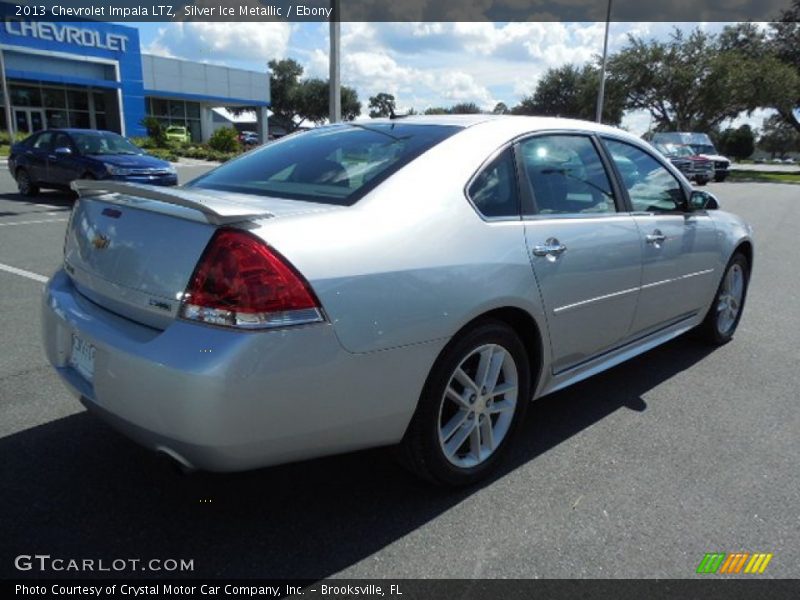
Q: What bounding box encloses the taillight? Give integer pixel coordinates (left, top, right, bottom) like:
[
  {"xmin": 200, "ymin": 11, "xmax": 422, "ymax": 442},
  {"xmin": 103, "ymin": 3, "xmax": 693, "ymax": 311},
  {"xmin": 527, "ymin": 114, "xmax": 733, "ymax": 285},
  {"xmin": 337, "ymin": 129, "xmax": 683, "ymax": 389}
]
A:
[{"xmin": 179, "ymin": 229, "xmax": 323, "ymax": 329}]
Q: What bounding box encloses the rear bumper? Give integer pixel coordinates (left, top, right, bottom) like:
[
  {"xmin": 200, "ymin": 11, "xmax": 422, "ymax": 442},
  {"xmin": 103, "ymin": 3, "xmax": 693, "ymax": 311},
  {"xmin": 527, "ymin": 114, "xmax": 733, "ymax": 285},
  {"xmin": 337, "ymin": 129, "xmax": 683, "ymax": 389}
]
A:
[{"xmin": 42, "ymin": 269, "xmax": 440, "ymax": 471}]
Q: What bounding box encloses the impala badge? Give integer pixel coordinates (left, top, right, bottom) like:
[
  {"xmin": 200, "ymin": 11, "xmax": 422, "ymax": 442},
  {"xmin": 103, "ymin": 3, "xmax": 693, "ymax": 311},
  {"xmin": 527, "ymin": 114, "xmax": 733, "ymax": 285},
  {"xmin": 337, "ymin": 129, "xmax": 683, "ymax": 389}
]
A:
[{"xmin": 91, "ymin": 233, "xmax": 110, "ymax": 250}]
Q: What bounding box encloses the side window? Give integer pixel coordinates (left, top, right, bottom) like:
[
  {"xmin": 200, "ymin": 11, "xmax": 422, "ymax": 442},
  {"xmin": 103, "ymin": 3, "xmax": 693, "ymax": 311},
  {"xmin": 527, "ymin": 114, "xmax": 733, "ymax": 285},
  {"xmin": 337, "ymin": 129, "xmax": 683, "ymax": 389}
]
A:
[
  {"xmin": 518, "ymin": 135, "xmax": 616, "ymax": 216},
  {"xmin": 53, "ymin": 133, "xmax": 72, "ymax": 151},
  {"xmin": 604, "ymin": 139, "xmax": 686, "ymax": 212},
  {"xmin": 467, "ymin": 148, "xmax": 519, "ymax": 218},
  {"xmin": 32, "ymin": 132, "xmax": 53, "ymax": 151}
]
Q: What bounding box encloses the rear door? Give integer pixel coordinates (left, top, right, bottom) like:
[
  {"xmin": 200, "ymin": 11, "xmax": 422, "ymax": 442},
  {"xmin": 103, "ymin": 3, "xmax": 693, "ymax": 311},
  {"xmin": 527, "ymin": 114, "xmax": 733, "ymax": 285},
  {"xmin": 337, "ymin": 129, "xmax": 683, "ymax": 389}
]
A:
[
  {"xmin": 519, "ymin": 133, "xmax": 643, "ymax": 374},
  {"xmin": 602, "ymin": 138, "xmax": 719, "ymax": 336}
]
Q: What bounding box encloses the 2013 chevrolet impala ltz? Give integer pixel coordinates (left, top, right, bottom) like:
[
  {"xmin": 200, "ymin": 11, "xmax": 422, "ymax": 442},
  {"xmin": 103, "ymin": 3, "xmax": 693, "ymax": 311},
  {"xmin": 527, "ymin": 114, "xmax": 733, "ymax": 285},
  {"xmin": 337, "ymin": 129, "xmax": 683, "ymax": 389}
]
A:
[{"xmin": 42, "ymin": 116, "xmax": 753, "ymax": 485}]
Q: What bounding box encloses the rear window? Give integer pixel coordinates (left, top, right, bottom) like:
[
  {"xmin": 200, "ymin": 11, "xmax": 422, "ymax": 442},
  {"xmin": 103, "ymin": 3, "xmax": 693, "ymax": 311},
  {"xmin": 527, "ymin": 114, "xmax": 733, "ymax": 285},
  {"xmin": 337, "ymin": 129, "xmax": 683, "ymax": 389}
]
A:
[{"xmin": 187, "ymin": 123, "xmax": 461, "ymax": 206}]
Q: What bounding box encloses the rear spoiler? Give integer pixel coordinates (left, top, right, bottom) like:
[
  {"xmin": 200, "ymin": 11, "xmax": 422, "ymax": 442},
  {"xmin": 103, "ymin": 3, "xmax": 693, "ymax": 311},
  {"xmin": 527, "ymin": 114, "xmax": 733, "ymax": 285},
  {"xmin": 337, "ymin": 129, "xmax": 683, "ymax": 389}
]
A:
[{"xmin": 71, "ymin": 180, "xmax": 274, "ymax": 226}]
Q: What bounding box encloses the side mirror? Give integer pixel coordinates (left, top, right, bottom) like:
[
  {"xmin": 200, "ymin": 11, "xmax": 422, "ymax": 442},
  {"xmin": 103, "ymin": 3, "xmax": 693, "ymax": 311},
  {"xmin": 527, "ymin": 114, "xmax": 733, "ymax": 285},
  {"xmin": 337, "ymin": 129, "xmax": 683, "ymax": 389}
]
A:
[
  {"xmin": 690, "ymin": 190, "xmax": 719, "ymax": 211},
  {"xmin": 54, "ymin": 147, "xmax": 72, "ymax": 157}
]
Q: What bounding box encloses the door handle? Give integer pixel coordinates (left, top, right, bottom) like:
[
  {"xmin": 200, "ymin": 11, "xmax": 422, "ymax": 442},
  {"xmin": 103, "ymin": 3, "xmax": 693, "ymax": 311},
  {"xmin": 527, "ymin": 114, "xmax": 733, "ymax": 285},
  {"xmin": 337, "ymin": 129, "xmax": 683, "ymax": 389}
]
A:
[
  {"xmin": 532, "ymin": 238, "xmax": 568, "ymax": 257},
  {"xmin": 646, "ymin": 230, "xmax": 666, "ymax": 245}
]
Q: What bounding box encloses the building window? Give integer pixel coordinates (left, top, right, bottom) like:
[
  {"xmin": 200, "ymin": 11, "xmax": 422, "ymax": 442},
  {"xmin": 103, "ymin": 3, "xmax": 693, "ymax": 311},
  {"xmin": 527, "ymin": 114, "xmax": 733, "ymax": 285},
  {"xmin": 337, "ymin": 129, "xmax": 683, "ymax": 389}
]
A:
[
  {"xmin": 10, "ymin": 85, "xmax": 41, "ymax": 107},
  {"xmin": 6, "ymin": 82, "xmax": 120, "ymax": 134},
  {"xmin": 67, "ymin": 90, "xmax": 89, "ymax": 111},
  {"xmin": 145, "ymin": 96, "xmax": 203, "ymax": 142},
  {"xmin": 42, "ymin": 88, "xmax": 66, "ymax": 108},
  {"xmin": 69, "ymin": 112, "xmax": 91, "ymax": 128},
  {"xmin": 151, "ymin": 98, "xmax": 169, "ymax": 117},
  {"xmin": 45, "ymin": 110, "xmax": 68, "ymax": 129},
  {"xmin": 93, "ymin": 92, "xmax": 106, "ymax": 113}
]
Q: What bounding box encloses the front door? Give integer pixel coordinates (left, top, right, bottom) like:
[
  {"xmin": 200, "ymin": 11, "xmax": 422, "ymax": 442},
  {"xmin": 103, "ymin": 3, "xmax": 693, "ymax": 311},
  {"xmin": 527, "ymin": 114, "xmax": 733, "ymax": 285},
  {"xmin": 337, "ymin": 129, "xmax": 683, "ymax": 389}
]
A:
[
  {"xmin": 518, "ymin": 134, "xmax": 643, "ymax": 374},
  {"xmin": 13, "ymin": 109, "xmax": 45, "ymax": 135},
  {"xmin": 47, "ymin": 132, "xmax": 79, "ymax": 186},
  {"xmin": 603, "ymin": 138, "xmax": 720, "ymax": 335},
  {"xmin": 25, "ymin": 131, "xmax": 53, "ymax": 182}
]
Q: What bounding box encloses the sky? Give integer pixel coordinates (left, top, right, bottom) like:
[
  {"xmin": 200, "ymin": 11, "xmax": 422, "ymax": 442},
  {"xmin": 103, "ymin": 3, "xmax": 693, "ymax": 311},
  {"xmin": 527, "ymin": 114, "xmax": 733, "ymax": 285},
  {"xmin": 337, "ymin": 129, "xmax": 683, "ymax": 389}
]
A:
[{"xmin": 133, "ymin": 21, "xmax": 775, "ymax": 134}]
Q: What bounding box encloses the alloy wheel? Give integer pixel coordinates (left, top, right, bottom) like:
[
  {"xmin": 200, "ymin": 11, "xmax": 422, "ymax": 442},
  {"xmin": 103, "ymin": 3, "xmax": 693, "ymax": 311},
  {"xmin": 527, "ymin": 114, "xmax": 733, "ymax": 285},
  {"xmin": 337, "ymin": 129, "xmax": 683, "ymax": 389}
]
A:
[
  {"xmin": 717, "ymin": 263, "xmax": 745, "ymax": 335},
  {"xmin": 437, "ymin": 343, "xmax": 518, "ymax": 468}
]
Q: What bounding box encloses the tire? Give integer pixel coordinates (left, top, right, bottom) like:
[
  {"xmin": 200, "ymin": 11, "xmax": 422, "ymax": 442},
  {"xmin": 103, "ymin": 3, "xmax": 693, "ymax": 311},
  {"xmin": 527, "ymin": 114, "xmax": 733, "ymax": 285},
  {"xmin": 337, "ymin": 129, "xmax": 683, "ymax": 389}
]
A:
[
  {"xmin": 714, "ymin": 173, "xmax": 728, "ymax": 183},
  {"xmin": 696, "ymin": 178, "xmax": 709, "ymax": 186},
  {"xmin": 398, "ymin": 319, "xmax": 531, "ymax": 487},
  {"xmin": 697, "ymin": 252, "xmax": 750, "ymax": 345},
  {"xmin": 16, "ymin": 168, "xmax": 39, "ymax": 197}
]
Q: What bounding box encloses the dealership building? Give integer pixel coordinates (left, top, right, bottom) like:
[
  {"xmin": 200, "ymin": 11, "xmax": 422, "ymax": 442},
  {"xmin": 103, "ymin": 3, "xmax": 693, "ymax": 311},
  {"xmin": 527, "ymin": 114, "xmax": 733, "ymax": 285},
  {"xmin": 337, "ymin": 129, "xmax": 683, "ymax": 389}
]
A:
[{"xmin": 0, "ymin": 20, "xmax": 270, "ymax": 141}]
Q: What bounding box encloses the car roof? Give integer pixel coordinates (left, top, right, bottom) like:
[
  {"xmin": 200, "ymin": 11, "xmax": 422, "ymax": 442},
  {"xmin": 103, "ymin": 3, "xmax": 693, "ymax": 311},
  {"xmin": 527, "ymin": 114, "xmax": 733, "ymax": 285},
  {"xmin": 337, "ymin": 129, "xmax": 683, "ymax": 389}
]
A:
[
  {"xmin": 365, "ymin": 114, "xmax": 645, "ymax": 145},
  {"xmin": 40, "ymin": 128, "xmax": 118, "ymax": 134}
]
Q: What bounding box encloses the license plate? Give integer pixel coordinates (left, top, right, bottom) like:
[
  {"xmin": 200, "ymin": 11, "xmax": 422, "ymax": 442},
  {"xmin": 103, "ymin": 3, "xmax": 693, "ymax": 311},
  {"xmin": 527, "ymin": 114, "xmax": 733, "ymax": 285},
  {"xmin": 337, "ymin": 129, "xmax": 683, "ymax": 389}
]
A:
[{"xmin": 69, "ymin": 334, "xmax": 95, "ymax": 383}]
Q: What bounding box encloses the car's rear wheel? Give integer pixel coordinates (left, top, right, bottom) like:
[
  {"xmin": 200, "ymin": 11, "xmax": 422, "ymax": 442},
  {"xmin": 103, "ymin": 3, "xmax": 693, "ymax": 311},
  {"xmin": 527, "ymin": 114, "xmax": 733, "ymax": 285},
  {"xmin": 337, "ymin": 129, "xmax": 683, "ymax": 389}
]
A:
[
  {"xmin": 698, "ymin": 252, "xmax": 749, "ymax": 345},
  {"xmin": 714, "ymin": 173, "xmax": 728, "ymax": 182},
  {"xmin": 399, "ymin": 320, "xmax": 530, "ymax": 486},
  {"xmin": 16, "ymin": 168, "xmax": 39, "ymax": 197}
]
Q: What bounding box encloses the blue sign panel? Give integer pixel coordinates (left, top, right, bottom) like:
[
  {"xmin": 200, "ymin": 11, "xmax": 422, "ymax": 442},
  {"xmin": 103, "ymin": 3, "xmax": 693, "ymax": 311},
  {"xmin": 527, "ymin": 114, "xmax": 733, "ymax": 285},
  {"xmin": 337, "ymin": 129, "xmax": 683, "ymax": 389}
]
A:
[{"xmin": 0, "ymin": 19, "xmax": 146, "ymax": 136}]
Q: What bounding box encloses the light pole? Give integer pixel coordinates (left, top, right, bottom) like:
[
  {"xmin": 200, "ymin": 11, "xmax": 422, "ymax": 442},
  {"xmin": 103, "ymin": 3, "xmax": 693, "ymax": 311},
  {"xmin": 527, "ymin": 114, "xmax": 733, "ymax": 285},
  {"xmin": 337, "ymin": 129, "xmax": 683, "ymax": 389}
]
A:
[
  {"xmin": 595, "ymin": 0, "xmax": 613, "ymax": 123},
  {"xmin": 329, "ymin": 0, "xmax": 341, "ymax": 123}
]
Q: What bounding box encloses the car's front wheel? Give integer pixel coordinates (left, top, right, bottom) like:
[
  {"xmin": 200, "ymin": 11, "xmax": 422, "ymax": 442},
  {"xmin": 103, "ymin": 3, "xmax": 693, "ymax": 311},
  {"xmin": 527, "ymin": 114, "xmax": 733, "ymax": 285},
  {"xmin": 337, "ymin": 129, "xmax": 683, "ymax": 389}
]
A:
[
  {"xmin": 16, "ymin": 168, "xmax": 39, "ymax": 197},
  {"xmin": 698, "ymin": 252, "xmax": 750, "ymax": 345},
  {"xmin": 399, "ymin": 320, "xmax": 530, "ymax": 486}
]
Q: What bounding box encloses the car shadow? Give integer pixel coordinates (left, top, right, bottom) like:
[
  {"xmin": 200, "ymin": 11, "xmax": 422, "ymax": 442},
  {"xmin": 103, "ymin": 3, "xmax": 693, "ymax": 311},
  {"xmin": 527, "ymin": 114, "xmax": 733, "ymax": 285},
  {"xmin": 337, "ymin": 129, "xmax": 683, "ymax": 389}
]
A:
[
  {"xmin": 0, "ymin": 190, "xmax": 74, "ymax": 213},
  {"xmin": 0, "ymin": 336, "xmax": 714, "ymax": 579}
]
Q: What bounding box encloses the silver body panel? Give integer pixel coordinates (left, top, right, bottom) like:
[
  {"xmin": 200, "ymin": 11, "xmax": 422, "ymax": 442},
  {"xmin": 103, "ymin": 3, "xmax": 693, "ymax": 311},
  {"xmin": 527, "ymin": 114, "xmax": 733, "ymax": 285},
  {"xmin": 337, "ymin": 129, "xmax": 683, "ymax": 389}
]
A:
[{"xmin": 41, "ymin": 116, "xmax": 754, "ymax": 471}]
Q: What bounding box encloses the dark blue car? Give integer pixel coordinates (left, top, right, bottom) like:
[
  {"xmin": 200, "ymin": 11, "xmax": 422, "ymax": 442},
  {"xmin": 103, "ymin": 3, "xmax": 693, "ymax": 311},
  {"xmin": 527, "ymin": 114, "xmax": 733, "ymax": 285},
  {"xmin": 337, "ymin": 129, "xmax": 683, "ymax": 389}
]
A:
[{"xmin": 9, "ymin": 129, "xmax": 178, "ymax": 196}]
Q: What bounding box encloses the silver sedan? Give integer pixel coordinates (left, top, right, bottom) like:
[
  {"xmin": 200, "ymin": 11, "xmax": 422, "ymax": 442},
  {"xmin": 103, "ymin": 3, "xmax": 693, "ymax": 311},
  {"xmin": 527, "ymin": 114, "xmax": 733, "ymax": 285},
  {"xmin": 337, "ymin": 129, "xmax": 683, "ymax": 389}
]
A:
[{"xmin": 42, "ymin": 116, "xmax": 753, "ymax": 486}]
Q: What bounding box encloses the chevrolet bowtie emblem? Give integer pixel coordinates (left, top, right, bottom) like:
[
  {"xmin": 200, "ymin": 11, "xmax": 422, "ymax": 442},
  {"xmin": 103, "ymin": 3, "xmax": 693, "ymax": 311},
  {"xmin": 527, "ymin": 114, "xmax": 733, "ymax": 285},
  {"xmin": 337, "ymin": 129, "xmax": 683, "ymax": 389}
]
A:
[{"xmin": 92, "ymin": 233, "xmax": 110, "ymax": 250}]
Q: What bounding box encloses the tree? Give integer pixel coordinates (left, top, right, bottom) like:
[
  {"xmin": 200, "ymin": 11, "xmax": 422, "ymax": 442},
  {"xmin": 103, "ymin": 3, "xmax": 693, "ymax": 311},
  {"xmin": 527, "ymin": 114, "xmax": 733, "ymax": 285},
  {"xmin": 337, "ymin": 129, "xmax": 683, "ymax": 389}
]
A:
[
  {"xmin": 268, "ymin": 58, "xmax": 305, "ymax": 133},
  {"xmin": 608, "ymin": 26, "xmax": 798, "ymax": 133},
  {"xmin": 424, "ymin": 107, "xmax": 450, "ymax": 115},
  {"xmin": 512, "ymin": 63, "xmax": 624, "ymax": 125},
  {"xmin": 770, "ymin": 0, "xmax": 800, "ymax": 132},
  {"xmin": 297, "ymin": 78, "xmax": 361, "ymax": 125},
  {"xmin": 268, "ymin": 59, "xmax": 361, "ymax": 130},
  {"xmin": 717, "ymin": 125, "xmax": 755, "ymax": 160},
  {"xmin": 492, "ymin": 102, "xmax": 509, "ymax": 115},
  {"xmin": 368, "ymin": 92, "xmax": 396, "ymax": 118},
  {"xmin": 758, "ymin": 114, "xmax": 800, "ymax": 158},
  {"xmin": 450, "ymin": 102, "xmax": 483, "ymax": 114}
]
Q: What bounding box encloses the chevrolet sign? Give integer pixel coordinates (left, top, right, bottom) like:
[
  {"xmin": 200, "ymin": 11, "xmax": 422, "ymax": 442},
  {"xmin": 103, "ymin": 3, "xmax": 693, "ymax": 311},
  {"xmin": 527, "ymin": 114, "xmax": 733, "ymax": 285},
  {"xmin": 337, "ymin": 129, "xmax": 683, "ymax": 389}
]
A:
[{"xmin": 4, "ymin": 20, "xmax": 128, "ymax": 52}]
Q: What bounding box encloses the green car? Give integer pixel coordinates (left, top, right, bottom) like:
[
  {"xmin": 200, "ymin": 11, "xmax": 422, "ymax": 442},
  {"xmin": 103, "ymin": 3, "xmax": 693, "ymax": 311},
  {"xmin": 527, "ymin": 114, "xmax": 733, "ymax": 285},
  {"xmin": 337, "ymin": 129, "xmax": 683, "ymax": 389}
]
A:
[{"xmin": 165, "ymin": 126, "xmax": 191, "ymax": 143}]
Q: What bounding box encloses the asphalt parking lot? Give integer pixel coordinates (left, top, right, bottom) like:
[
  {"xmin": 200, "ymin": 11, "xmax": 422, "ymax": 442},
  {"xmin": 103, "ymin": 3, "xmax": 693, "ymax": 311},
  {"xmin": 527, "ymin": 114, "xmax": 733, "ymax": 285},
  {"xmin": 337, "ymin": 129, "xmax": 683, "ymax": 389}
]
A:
[{"xmin": 0, "ymin": 165, "xmax": 798, "ymax": 580}]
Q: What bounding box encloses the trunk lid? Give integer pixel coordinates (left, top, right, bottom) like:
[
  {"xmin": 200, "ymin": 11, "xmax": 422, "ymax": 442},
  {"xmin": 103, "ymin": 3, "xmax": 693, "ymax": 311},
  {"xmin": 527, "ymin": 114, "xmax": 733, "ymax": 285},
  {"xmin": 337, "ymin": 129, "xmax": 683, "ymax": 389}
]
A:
[{"xmin": 64, "ymin": 181, "xmax": 336, "ymax": 329}]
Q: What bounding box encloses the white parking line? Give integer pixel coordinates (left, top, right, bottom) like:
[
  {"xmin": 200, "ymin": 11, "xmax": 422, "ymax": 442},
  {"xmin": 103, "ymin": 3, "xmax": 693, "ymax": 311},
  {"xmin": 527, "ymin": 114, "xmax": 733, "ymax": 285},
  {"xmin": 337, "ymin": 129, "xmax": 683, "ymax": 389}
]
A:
[
  {"xmin": 0, "ymin": 218, "xmax": 68, "ymax": 227},
  {"xmin": 0, "ymin": 262, "xmax": 48, "ymax": 283}
]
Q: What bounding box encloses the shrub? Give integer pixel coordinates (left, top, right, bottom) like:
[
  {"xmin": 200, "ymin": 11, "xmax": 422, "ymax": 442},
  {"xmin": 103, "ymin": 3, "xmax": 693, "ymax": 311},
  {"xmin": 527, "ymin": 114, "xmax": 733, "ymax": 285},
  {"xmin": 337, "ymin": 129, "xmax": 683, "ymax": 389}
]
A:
[
  {"xmin": 0, "ymin": 131, "xmax": 29, "ymax": 145},
  {"xmin": 208, "ymin": 127, "xmax": 240, "ymax": 153},
  {"xmin": 140, "ymin": 116, "xmax": 167, "ymax": 147},
  {"xmin": 145, "ymin": 148, "xmax": 179, "ymax": 162},
  {"xmin": 130, "ymin": 136, "xmax": 158, "ymax": 150}
]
